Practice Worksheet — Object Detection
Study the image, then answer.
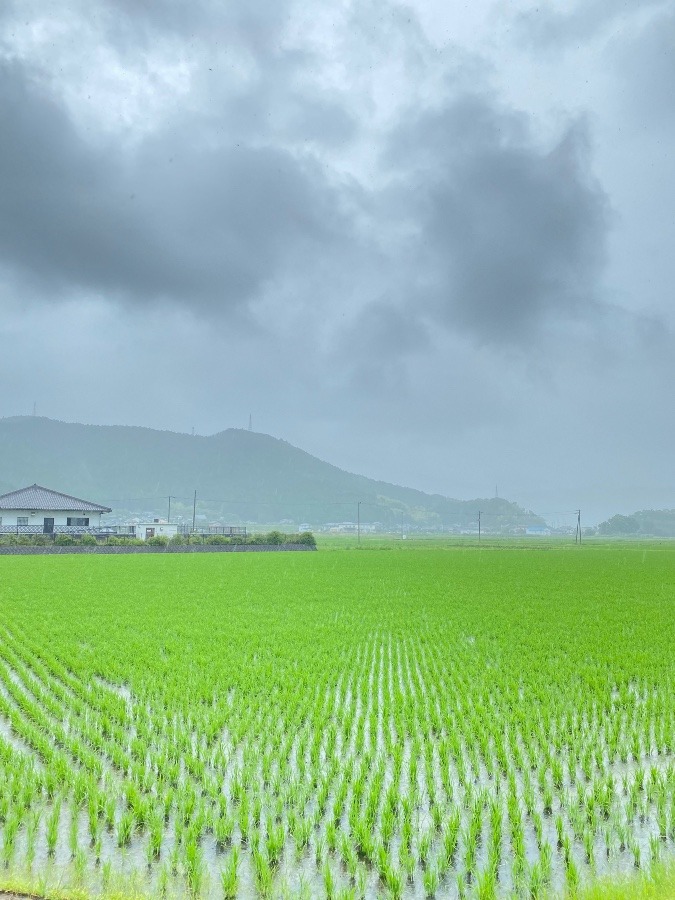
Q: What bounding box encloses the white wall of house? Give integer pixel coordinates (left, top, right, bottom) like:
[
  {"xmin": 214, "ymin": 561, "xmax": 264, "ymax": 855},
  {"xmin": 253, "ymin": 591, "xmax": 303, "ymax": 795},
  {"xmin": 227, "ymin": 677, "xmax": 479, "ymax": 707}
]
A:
[
  {"xmin": 0, "ymin": 509, "xmax": 105, "ymax": 530},
  {"xmin": 134, "ymin": 522, "xmax": 179, "ymax": 540}
]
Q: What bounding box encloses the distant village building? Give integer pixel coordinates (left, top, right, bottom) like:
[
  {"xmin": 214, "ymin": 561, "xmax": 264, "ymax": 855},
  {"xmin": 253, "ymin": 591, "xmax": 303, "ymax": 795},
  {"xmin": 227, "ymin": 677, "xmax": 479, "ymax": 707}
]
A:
[{"xmin": 0, "ymin": 484, "xmax": 111, "ymax": 535}]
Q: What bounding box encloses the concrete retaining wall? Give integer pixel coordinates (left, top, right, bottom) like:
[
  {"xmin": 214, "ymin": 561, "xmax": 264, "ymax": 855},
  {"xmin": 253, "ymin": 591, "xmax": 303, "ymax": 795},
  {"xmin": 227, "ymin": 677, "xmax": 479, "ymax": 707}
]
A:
[{"xmin": 0, "ymin": 544, "xmax": 316, "ymax": 556}]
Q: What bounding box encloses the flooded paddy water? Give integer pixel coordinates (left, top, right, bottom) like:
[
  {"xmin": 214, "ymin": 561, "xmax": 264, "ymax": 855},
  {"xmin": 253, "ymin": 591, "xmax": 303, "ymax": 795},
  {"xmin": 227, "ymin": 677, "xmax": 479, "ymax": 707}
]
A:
[{"xmin": 0, "ymin": 545, "xmax": 673, "ymax": 898}]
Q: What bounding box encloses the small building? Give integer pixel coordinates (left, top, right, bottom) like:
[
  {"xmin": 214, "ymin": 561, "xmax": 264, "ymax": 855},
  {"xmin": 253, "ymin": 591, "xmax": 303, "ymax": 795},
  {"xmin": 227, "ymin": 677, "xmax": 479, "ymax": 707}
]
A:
[
  {"xmin": 0, "ymin": 484, "xmax": 111, "ymax": 535},
  {"xmin": 134, "ymin": 521, "xmax": 179, "ymax": 541},
  {"xmin": 125, "ymin": 522, "xmax": 246, "ymax": 541}
]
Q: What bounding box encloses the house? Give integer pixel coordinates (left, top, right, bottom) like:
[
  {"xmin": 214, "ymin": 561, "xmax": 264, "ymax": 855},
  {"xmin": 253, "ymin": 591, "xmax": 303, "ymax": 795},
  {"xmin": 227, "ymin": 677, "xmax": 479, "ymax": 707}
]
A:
[{"xmin": 0, "ymin": 484, "xmax": 111, "ymax": 535}]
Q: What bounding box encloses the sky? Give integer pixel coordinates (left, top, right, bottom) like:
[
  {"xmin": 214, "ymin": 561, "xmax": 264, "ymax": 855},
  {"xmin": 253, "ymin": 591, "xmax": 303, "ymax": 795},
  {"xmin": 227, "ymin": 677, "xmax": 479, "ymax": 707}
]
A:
[{"xmin": 1, "ymin": 0, "xmax": 673, "ymax": 523}]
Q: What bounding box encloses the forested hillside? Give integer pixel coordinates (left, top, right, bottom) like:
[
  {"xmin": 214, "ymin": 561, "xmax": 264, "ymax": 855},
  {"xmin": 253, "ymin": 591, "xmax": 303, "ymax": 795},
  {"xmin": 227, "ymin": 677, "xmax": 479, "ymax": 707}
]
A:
[{"xmin": 0, "ymin": 417, "xmax": 541, "ymax": 528}]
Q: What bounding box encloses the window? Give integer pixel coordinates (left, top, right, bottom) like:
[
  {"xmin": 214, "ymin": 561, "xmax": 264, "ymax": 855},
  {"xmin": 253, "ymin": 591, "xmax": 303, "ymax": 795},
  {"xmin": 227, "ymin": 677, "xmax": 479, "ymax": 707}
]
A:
[
  {"xmin": 17, "ymin": 517, "xmax": 28, "ymax": 526},
  {"xmin": 67, "ymin": 517, "xmax": 90, "ymax": 527}
]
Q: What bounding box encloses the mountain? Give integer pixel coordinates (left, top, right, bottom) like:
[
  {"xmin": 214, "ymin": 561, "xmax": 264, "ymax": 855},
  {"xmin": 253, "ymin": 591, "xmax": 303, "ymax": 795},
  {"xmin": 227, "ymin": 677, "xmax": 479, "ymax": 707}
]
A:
[{"xmin": 0, "ymin": 417, "xmax": 542, "ymax": 529}]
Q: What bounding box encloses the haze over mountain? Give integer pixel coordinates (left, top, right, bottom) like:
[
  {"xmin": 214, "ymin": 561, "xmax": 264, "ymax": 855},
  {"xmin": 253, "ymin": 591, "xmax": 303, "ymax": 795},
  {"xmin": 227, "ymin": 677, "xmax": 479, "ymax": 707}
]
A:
[{"xmin": 0, "ymin": 417, "xmax": 540, "ymax": 530}]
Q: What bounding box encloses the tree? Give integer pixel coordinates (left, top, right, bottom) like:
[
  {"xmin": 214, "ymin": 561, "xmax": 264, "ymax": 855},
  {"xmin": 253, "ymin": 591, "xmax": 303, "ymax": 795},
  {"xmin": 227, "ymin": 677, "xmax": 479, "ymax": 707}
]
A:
[{"xmin": 598, "ymin": 514, "xmax": 640, "ymax": 536}]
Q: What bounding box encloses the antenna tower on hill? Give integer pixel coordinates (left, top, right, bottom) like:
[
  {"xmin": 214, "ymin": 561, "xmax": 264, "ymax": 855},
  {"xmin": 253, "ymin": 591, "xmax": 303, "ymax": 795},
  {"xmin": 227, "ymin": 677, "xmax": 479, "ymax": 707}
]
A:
[{"xmin": 248, "ymin": 414, "xmax": 252, "ymax": 432}]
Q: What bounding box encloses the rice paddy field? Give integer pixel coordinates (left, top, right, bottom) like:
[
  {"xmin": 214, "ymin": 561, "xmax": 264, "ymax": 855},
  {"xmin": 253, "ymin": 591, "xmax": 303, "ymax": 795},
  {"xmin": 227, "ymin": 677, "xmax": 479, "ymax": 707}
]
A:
[{"xmin": 0, "ymin": 541, "xmax": 673, "ymax": 899}]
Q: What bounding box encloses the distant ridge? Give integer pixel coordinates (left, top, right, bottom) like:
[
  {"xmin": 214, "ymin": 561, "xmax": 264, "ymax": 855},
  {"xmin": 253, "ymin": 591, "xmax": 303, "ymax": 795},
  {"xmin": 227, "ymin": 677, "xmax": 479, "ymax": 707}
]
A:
[{"xmin": 0, "ymin": 416, "xmax": 542, "ymax": 528}]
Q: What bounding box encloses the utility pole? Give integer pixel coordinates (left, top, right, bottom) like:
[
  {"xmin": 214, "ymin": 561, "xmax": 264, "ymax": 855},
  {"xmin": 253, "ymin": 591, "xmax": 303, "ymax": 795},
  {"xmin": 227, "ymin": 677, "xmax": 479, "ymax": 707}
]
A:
[
  {"xmin": 357, "ymin": 500, "xmax": 361, "ymax": 546},
  {"xmin": 576, "ymin": 509, "xmax": 582, "ymax": 545},
  {"xmin": 478, "ymin": 510, "xmax": 482, "ymax": 543},
  {"xmin": 167, "ymin": 496, "xmax": 174, "ymax": 524},
  {"xmin": 192, "ymin": 491, "xmax": 197, "ymax": 532}
]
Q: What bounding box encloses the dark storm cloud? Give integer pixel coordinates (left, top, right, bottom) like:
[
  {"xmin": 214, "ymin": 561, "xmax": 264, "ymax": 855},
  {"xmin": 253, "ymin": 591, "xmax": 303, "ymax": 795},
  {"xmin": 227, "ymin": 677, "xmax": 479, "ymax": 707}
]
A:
[
  {"xmin": 0, "ymin": 0, "xmax": 611, "ymax": 346},
  {"xmin": 383, "ymin": 96, "xmax": 609, "ymax": 343},
  {"xmin": 0, "ymin": 58, "xmax": 355, "ymax": 312}
]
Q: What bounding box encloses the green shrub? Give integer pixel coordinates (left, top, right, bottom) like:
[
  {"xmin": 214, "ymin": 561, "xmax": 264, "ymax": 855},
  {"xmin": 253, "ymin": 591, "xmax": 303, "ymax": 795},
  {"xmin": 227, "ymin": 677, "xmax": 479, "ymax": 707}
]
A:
[
  {"xmin": 146, "ymin": 535, "xmax": 169, "ymax": 547},
  {"xmin": 79, "ymin": 534, "xmax": 97, "ymax": 546},
  {"xmin": 205, "ymin": 535, "xmax": 231, "ymax": 545},
  {"xmin": 169, "ymin": 534, "xmax": 187, "ymax": 545},
  {"xmin": 266, "ymin": 531, "xmax": 285, "ymax": 545},
  {"xmin": 55, "ymin": 534, "xmax": 75, "ymax": 546},
  {"xmin": 296, "ymin": 531, "xmax": 317, "ymax": 547}
]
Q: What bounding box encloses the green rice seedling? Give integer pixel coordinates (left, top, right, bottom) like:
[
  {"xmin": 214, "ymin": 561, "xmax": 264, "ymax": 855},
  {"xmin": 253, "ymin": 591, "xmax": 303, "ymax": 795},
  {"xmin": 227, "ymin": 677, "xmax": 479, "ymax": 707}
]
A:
[
  {"xmin": 266, "ymin": 820, "xmax": 284, "ymax": 867},
  {"xmin": 456, "ymin": 871, "xmax": 467, "ymax": 900},
  {"xmin": 104, "ymin": 795, "xmax": 116, "ymax": 831},
  {"xmin": 529, "ymin": 861, "xmax": 545, "ymax": 898},
  {"xmin": 385, "ymin": 862, "xmax": 403, "ymax": 899},
  {"xmin": 423, "ymin": 865, "xmax": 439, "ymax": 898},
  {"xmin": 322, "ymin": 857, "xmax": 336, "ymax": 899},
  {"xmin": 400, "ymin": 846, "xmax": 415, "ymax": 883},
  {"xmin": 2, "ymin": 808, "xmax": 20, "ymax": 862},
  {"xmin": 169, "ymin": 845, "xmax": 180, "ymax": 876},
  {"xmin": 418, "ymin": 826, "xmax": 433, "ymax": 867},
  {"xmin": 69, "ymin": 806, "xmax": 80, "ymax": 857},
  {"xmin": 476, "ymin": 865, "xmax": 497, "ymax": 900},
  {"xmin": 464, "ymin": 824, "xmax": 478, "ymax": 878},
  {"xmin": 650, "ymin": 833, "xmax": 661, "ymax": 864},
  {"xmin": 565, "ymin": 856, "xmax": 579, "ymax": 893},
  {"xmin": 184, "ymin": 837, "xmax": 204, "ymax": 895},
  {"xmin": 540, "ymin": 840, "xmax": 552, "ymax": 882},
  {"xmin": 215, "ymin": 811, "xmax": 234, "ymax": 848},
  {"xmin": 102, "ymin": 858, "xmax": 112, "ymax": 889},
  {"xmin": 583, "ymin": 827, "xmax": 595, "ymax": 867},
  {"xmin": 656, "ymin": 798, "xmax": 667, "ymax": 840},
  {"xmin": 326, "ymin": 819, "xmax": 338, "ymax": 852},
  {"xmin": 26, "ymin": 808, "xmax": 41, "ymax": 861},
  {"xmin": 46, "ymin": 798, "xmax": 62, "ymax": 855},
  {"xmin": 335, "ymin": 889, "xmax": 356, "ymax": 900},
  {"xmin": 148, "ymin": 811, "xmax": 163, "ymax": 862},
  {"xmin": 220, "ymin": 845, "xmax": 239, "ymax": 899},
  {"xmin": 315, "ymin": 834, "xmax": 326, "ymax": 867},
  {"xmin": 74, "ymin": 847, "xmax": 87, "ymax": 883},
  {"xmin": 117, "ymin": 808, "xmax": 134, "ymax": 847}
]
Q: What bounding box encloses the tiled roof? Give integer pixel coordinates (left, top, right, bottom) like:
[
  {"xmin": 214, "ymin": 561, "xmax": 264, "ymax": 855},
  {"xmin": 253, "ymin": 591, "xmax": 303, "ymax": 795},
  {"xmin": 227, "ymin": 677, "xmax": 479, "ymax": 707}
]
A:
[{"xmin": 0, "ymin": 484, "xmax": 111, "ymax": 513}]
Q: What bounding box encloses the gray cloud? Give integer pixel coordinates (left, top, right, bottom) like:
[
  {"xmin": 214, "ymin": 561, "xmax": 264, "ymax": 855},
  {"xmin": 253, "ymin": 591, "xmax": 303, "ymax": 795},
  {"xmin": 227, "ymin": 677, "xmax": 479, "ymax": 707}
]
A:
[
  {"xmin": 515, "ymin": 0, "xmax": 665, "ymax": 49},
  {"xmin": 610, "ymin": 9, "xmax": 675, "ymax": 131},
  {"xmin": 0, "ymin": 57, "xmax": 357, "ymax": 313},
  {"xmin": 383, "ymin": 97, "xmax": 609, "ymax": 343}
]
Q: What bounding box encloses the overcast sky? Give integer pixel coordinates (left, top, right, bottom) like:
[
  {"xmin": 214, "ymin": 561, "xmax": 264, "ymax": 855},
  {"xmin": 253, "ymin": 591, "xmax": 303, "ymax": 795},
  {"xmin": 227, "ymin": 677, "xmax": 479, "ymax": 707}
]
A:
[{"xmin": 1, "ymin": 0, "xmax": 673, "ymax": 522}]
